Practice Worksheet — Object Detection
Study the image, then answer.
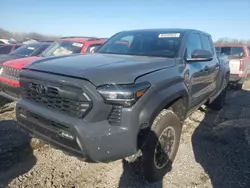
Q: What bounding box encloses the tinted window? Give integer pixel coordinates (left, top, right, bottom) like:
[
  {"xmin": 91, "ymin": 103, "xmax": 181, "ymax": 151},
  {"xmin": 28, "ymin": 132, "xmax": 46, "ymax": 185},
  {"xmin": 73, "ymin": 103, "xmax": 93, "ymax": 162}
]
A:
[
  {"xmin": 86, "ymin": 44, "xmax": 103, "ymax": 53},
  {"xmin": 248, "ymin": 47, "xmax": 250, "ymax": 52},
  {"xmin": 220, "ymin": 47, "xmax": 245, "ymax": 58},
  {"xmin": 10, "ymin": 43, "xmax": 41, "ymax": 57},
  {"xmin": 186, "ymin": 33, "xmax": 202, "ymax": 58},
  {"xmin": 0, "ymin": 45, "xmax": 12, "ymax": 54},
  {"xmin": 97, "ymin": 31, "xmax": 182, "ymax": 58}
]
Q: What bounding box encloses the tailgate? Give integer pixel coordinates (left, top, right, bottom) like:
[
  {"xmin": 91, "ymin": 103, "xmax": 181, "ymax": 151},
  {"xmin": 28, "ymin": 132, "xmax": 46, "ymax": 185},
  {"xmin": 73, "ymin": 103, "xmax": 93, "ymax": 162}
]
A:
[{"xmin": 229, "ymin": 59, "xmax": 240, "ymax": 74}]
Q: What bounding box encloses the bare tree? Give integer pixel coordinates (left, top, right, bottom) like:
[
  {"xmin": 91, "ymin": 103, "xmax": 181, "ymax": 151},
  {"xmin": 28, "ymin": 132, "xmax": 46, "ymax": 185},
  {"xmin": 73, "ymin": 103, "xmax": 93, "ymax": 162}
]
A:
[
  {"xmin": 0, "ymin": 27, "xmax": 59, "ymax": 43},
  {"xmin": 215, "ymin": 37, "xmax": 249, "ymax": 45}
]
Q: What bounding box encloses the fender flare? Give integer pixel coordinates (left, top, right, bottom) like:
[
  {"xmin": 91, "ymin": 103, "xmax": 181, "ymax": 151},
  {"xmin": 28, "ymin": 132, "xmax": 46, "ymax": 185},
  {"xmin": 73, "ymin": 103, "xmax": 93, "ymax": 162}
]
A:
[{"xmin": 138, "ymin": 82, "xmax": 189, "ymax": 128}]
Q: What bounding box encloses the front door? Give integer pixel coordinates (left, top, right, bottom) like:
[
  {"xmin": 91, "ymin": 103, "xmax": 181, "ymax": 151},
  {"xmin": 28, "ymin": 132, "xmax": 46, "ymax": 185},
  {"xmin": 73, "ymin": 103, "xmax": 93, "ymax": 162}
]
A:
[{"xmin": 185, "ymin": 32, "xmax": 210, "ymax": 110}]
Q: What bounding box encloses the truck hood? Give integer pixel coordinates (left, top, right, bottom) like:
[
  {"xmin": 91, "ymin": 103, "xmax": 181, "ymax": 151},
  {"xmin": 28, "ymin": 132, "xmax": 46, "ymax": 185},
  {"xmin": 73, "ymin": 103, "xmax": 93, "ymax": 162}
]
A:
[
  {"xmin": 0, "ymin": 54, "xmax": 22, "ymax": 68},
  {"xmin": 4, "ymin": 56, "xmax": 41, "ymax": 69},
  {"xmin": 24, "ymin": 53, "xmax": 176, "ymax": 86}
]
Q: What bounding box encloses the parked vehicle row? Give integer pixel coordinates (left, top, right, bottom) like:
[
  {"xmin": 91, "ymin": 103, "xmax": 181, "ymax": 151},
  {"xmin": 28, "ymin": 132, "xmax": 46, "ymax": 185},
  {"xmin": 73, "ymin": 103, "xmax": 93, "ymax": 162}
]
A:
[
  {"xmin": 0, "ymin": 44, "xmax": 24, "ymax": 55},
  {"xmin": 0, "ymin": 37, "xmax": 106, "ymax": 104},
  {"xmin": 7, "ymin": 28, "xmax": 230, "ymax": 182}
]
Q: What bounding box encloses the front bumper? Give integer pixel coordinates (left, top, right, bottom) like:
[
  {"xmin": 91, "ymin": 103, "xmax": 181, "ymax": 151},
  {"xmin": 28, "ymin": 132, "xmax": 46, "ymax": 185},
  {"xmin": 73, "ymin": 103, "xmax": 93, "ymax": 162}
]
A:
[
  {"xmin": 16, "ymin": 99, "xmax": 140, "ymax": 162},
  {"xmin": 0, "ymin": 81, "xmax": 20, "ymax": 101}
]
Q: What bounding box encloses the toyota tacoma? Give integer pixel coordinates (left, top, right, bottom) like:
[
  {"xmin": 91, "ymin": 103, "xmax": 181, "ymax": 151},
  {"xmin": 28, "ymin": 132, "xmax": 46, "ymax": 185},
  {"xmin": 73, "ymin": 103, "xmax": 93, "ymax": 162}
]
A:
[{"xmin": 16, "ymin": 29, "xmax": 229, "ymax": 182}]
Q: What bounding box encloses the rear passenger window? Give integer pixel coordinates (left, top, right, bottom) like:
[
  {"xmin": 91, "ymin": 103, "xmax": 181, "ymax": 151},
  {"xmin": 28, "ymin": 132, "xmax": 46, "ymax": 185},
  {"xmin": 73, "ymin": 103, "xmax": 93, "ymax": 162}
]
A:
[
  {"xmin": 201, "ymin": 35, "xmax": 213, "ymax": 54},
  {"xmin": 186, "ymin": 33, "xmax": 202, "ymax": 58}
]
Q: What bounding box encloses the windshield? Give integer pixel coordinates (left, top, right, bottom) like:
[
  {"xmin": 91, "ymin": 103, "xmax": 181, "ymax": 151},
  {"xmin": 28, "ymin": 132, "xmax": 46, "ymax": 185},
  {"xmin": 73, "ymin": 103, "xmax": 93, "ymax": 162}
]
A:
[
  {"xmin": 10, "ymin": 43, "xmax": 41, "ymax": 57},
  {"xmin": 42, "ymin": 41, "xmax": 84, "ymax": 57},
  {"xmin": 97, "ymin": 31, "xmax": 182, "ymax": 57}
]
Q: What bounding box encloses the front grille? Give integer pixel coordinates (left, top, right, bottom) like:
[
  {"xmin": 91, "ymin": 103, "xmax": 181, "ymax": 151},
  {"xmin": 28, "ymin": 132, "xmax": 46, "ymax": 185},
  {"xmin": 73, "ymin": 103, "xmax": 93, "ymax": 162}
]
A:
[
  {"xmin": 1, "ymin": 66, "xmax": 20, "ymax": 81},
  {"xmin": 108, "ymin": 105, "xmax": 122, "ymax": 125},
  {"xmin": 21, "ymin": 80, "xmax": 92, "ymax": 118}
]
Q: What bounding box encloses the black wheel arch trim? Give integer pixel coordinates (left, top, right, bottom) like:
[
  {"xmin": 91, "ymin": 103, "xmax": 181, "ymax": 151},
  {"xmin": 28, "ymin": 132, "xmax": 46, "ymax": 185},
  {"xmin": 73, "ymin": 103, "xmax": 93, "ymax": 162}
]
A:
[{"xmin": 138, "ymin": 82, "xmax": 189, "ymax": 129}]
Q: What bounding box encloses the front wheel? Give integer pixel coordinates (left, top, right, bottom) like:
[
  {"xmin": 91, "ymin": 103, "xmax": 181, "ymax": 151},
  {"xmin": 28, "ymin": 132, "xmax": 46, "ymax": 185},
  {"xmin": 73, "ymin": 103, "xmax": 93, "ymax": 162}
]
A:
[{"xmin": 141, "ymin": 109, "xmax": 182, "ymax": 182}]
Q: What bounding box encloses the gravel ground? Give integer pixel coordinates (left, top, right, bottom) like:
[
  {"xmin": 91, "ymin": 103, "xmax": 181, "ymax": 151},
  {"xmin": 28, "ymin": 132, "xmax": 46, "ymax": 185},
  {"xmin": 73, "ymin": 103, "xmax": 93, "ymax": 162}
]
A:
[{"xmin": 0, "ymin": 82, "xmax": 250, "ymax": 188}]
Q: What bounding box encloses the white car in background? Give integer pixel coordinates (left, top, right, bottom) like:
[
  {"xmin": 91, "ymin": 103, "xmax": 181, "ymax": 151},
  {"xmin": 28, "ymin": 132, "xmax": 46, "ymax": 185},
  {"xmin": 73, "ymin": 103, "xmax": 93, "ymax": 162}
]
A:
[{"xmin": 0, "ymin": 38, "xmax": 17, "ymax": 44}]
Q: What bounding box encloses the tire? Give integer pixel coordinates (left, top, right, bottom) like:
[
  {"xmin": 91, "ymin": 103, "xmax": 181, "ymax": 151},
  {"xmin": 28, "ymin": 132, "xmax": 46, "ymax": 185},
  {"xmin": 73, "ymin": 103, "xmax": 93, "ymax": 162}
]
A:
[
  {"xmin": 236, "ymin": 82, "xmax": 243, "ymax": 90},
  {"xmin": 141, "ymin": 109, "xmax": 182, "ymax": 182},
  {"xmin": 208, "ymin": 87, "xmax": 226, "ymax": 110}
]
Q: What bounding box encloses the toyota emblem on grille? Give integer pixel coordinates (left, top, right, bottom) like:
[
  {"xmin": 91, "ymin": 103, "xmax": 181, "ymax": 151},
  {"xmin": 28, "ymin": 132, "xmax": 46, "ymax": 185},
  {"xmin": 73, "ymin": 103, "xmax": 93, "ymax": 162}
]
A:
[{"xmin": 36, "ymin": 84, "xmax": 47, "ymax": 95}]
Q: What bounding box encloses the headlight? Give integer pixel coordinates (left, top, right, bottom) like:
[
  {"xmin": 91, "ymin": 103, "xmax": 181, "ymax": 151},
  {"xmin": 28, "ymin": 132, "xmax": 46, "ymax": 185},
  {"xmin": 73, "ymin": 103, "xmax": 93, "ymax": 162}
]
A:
[{"xmin": 97, "ymin": 82, "xmax": 150, "ymax": 107}]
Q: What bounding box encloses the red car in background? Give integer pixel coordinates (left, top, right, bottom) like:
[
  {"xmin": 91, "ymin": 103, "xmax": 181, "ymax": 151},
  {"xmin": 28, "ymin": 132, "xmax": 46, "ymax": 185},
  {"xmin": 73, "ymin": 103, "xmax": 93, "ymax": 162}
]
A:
[
  {"xmin": 0, "ymin": 44, "xmax": 23, "ymax": 54},
  {"xmin": 215, "ymin": 44, "xmax": 250, "ymax": 89},
  {"xmin": 0, "ymin": 37, "xmax": 106, "ymax": 103}
]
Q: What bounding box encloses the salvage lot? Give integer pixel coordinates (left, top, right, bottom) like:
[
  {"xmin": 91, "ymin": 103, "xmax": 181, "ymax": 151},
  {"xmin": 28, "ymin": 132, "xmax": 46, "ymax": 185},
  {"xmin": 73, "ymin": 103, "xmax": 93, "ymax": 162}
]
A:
[{"xmin": 0, "ymin": 82, "xmax": 250, "ymax": 188}]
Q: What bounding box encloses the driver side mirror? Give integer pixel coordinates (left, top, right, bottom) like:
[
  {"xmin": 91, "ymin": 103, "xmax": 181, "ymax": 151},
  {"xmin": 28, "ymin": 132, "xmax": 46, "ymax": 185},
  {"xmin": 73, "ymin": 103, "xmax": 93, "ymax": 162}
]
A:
[{"xmin": 186, "ymin": 49, "xmax": 213, "ymax": 62}]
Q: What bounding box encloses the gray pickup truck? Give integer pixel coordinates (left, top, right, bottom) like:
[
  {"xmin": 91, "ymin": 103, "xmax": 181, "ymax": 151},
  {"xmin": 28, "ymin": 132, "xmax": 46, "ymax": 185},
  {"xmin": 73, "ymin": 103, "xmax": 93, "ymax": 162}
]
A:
[{"xmin": 16, "ymin": 29, "xmax": 229, "ymax": 182}]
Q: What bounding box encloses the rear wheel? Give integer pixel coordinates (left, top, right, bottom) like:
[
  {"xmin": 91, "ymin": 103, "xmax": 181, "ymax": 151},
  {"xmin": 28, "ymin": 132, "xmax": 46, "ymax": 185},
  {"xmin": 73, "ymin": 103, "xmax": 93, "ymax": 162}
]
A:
[
  {"xmin": 141, "ymin": 109, "xmax": 182, "ymax": 182},
  {"xmin": 236, "ymin": 82, "xmax": 243, "ymax": 90},
  {"xmin": 208, "ymin": 87, "xmax": 227, "ymax": 110}
]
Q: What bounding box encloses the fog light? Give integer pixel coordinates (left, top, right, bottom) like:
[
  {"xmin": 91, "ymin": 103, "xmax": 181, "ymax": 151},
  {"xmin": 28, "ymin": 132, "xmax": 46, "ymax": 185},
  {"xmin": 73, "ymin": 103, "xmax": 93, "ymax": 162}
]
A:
[{"xmin": 58, "ymin": 130, "xmax": 74, "ymax": 140}]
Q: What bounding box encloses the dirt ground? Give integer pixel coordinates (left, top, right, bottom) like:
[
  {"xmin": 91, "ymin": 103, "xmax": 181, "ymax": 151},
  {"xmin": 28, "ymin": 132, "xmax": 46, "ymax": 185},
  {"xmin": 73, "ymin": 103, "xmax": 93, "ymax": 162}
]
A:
[{"xmin": 0, "ymin": 82, "xmax": 250, "ymax": 188}]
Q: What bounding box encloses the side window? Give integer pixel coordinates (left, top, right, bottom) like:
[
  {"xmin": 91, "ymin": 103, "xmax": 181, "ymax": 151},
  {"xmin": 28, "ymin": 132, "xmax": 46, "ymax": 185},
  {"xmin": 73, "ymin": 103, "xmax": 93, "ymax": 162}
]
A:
[
  {"xmin": 0, "ymin": 46, "xmax": 12, "ymax": 54},
  {"xmin": 86, "ymin": 44, "xmax": 103, "ymax": 53},
  {"xmin": 201, "ymin": 34, "xmax": 214, "ymax": 54},
  {"xmin": 186, "ymin": 33, "xmax": 202, "ymax": 58}
]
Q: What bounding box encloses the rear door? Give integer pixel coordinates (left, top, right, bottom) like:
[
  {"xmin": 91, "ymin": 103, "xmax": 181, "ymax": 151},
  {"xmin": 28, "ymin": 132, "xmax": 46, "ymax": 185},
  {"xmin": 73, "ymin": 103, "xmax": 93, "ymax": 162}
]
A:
[
  {"xmin": 201, "ymin": 34, "xmax": 219, "ymax": 96},
  {"xmin": 185, "ymin": 32, "xmax": 210, "ymax": 109}
]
